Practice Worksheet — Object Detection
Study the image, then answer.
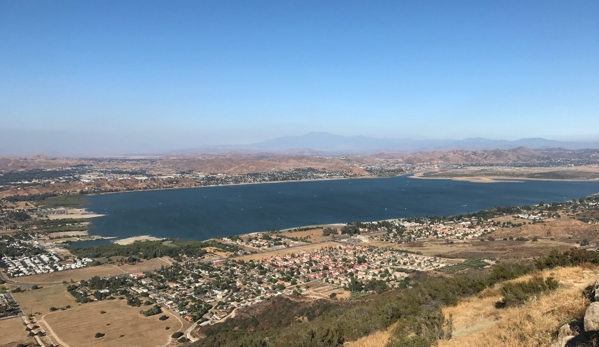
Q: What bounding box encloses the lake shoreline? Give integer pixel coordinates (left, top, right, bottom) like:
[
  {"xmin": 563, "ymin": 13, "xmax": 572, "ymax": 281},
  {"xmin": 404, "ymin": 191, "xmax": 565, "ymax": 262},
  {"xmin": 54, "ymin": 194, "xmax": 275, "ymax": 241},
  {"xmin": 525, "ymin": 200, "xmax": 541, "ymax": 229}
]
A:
[
  {"xmin": 73, "ymin": 176, "xmax": 599, "ymax": 247},
  {"xmin": 410, "ymin": 172, "xmax": 599, "ymax": 183}
]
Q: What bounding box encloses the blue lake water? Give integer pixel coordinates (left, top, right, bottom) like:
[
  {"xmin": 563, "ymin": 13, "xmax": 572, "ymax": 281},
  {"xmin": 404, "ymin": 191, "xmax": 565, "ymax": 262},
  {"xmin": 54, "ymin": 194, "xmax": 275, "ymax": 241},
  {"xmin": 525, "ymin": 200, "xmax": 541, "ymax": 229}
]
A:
[{"xmin": 77, "ymin": 176, "xmax": 599, "ymax": 246}]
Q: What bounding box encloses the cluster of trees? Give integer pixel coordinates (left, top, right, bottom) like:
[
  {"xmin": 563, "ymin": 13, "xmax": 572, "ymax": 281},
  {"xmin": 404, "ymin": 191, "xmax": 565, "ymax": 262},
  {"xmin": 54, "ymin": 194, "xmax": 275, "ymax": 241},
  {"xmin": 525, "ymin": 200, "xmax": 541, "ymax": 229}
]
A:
[
  {"xmin": 340, "ymin": 224, "xmax": 360, "ymax": 236},
  {"xmin": 3, "ymin": 211, "xmax": 30, "ymax": 222},
  {"xmin": 31, "ymin": 218, "xmax": 89, "ymax": 232},
  {"xmin": 70, "ymin": 239, "xmax": 240, "ymax": 260},
  {"xmin": 0, "ymin": 234, "xmax": 44, "ymax": 258},
  {"xmin": 66, "ymin": 284, "xmax": 90, "ymax": 303},
  {"xmin": 84, "ymin": 276, "xmax": 127, "ymax": 290},
  {"xmin": 3, "ymin": 192, "xmax": 59, "ymax": 203},
  {"xmin": 141, "ymin": 305, "xmax": 162, "ymax": 317},
  {"xmin": 322, "ymin": 227, "xmax": 337, "ymax": 236},
  {"xmin": 535, "ymin": 248, "xmax": 599, "ymax": 270}
]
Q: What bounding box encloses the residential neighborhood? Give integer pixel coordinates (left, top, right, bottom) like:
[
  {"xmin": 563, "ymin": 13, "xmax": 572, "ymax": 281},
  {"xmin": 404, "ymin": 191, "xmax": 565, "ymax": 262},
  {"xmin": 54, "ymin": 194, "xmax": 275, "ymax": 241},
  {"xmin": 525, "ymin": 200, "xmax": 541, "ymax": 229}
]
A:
[{"xmin": 67, "ymin": 244, "xmax": 449, "ymax": 326}]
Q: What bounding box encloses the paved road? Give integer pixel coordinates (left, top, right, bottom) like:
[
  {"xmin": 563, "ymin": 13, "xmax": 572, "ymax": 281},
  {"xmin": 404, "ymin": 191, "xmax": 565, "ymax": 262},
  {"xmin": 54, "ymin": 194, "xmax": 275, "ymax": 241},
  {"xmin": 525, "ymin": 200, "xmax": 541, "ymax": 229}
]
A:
[{"xmin": 0, "ymin": 270, "xmax": 34, "ymax": 288}]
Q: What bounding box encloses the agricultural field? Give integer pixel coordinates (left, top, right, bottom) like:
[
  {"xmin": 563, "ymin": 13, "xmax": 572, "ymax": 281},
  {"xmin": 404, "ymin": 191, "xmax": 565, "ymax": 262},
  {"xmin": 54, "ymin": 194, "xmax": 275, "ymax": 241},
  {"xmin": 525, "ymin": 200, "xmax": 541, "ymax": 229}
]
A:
[
  {"xmin": 42, "ymin": 299, "xmax": 189, "ymax": 347},
  {"xmin": 0, "ymin": 317, "xmax": 35, "ymax": 347}
]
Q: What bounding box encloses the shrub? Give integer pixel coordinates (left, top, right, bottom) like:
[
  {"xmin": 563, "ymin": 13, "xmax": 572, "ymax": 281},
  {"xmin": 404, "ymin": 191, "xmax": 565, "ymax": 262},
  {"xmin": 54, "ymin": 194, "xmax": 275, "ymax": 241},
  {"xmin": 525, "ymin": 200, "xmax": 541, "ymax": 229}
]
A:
[
  {"xmin": 498, "ymin": 276, "xmax": 559, "ymax": 308},
  {"xmin": 159, "ymin": 315, "xmax": 169, "ymax": 321},
  {"xmin": 171, "ymin": 332, "xmax": 184, "ymax": 338},
  {"xmin": 94, "ymin": 332, "xmax": 105, "ymax": 338},
  {"xmin": 141, "ymin": 305, "xmax": 162, "ymax": 316}
]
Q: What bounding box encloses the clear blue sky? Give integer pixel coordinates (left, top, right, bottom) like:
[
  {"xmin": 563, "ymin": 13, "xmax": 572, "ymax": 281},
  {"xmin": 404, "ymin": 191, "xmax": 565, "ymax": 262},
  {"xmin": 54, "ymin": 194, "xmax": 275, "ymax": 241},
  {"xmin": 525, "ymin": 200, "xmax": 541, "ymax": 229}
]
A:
[{"xmin": 1, "ymin": 1, "xmax": 598, "ymax": 155}]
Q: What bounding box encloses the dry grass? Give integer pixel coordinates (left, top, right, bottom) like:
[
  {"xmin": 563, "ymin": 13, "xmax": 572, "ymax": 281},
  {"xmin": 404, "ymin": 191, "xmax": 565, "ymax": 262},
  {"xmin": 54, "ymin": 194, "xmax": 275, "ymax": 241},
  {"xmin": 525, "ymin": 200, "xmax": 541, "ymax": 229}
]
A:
[
  {"xmin": 204, "ymin": 247, "xmax": 234, "ymax": 258},
  {"xmin": 370, "ymin": 237, "xmax": 575, "ymax": 262},
  {"xmin": 341, "ymin": 266, "xmax": 597, "ymax": 347},
  {"xmin": 0, "ymin": 317, "xmax": 35, "ymax": 347},
  {"xmin": 283, "ymin": 228, "xmax": 336, "ymax": 243},
  {"xmin": 492, "ymin": 217, "xmax": 599, "ymax": 241},
  {"xmin": 439, "ymin": 266, "xmax": 596, "ymax": 347},
  {"xmin": 15, "ymin": 257, "xmax": 170, "ymax": 284},
  {"xmin": 13, "ymin": 284, "xmax": 78, "ymax": 315},
  {"xmin": 345, "ymin": 325, "xmax": 394, "ymax": 347},
  {"xmin": 42, "ymin": 299, "xmax": 187, "ymax": 347}
]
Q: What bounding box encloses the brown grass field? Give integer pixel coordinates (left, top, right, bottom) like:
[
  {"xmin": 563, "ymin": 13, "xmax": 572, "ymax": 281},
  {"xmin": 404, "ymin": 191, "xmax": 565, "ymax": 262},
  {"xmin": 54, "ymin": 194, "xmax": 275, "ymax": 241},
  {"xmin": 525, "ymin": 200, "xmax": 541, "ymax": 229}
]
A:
[
  {"xmin": 14, "ymin": 257, "xmax": 171, "ymax": 284},
  {"xmin": 346, "ymin": 324, "xmax": 395, "ymax": 347},
  {"xmin": 12, "ymin": 284, "xmax": 78, "ymax": 315},
  {"xmin": 283, "ymin": 227, "xmax": 339, "ymax": 243},
  {"xmin": 42, "ymin": 299, "xmax": 189, "ymax": 347},
  {"xmin": 0, "ymin": 317, "xmax": 35, "ymax": 347},
  {"xmin": 492, "ymin": 216, "xmax": 599, "ymax": 241}
]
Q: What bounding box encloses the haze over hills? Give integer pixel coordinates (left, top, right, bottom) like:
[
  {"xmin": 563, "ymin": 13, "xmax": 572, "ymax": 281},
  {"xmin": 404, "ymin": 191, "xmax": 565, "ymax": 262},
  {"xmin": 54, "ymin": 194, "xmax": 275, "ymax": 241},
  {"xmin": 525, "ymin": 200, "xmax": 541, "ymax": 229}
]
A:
[
  {"xmin": 166, "ymin": 132, "xmax": 599, "ymax": 156},
  {"xmin": 2, "ymin": 132, "xmax": 599, "ymax": 158}
]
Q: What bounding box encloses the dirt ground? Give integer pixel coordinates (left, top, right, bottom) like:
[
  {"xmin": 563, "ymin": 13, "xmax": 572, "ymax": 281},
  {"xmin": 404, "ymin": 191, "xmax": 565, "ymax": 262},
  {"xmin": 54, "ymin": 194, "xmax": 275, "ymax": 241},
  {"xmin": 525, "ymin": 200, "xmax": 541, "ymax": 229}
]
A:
[
  {"xmin": 41, "ymin": 299, "xmax": 189, "ymax": 347},
  {"xmin": 12, "ymin": 285, "xmax": 78, "ymax": 315},
  {"xmin": 0, "ymin": 317, "xmax": 36, "ymax": 347},
  {"xmin": 14, "ymin": 257, "xmax": 171, "ymax": 284}
]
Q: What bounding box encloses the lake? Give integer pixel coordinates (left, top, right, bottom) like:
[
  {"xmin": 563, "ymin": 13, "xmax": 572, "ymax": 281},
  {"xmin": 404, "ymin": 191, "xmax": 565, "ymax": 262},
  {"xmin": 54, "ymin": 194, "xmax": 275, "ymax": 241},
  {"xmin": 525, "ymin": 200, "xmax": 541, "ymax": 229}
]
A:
[{"xmin": 78, "ymin": 176, "xmax": 599, "ymax": 246}]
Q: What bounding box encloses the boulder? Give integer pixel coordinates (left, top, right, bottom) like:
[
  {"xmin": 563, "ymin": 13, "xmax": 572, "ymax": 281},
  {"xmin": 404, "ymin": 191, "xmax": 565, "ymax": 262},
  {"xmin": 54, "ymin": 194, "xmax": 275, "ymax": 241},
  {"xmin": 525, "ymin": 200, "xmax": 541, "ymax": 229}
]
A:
[
  {"xmin": 585, "ymin": 302, "xmax": 599, "ymax": 332},
  {"xmin": 550, "ymin": 324, "xmax": 575, "ymax": 347},
  {"xmin": 591, "ymin": 279, "xmax": 599, "ymax": 302}
]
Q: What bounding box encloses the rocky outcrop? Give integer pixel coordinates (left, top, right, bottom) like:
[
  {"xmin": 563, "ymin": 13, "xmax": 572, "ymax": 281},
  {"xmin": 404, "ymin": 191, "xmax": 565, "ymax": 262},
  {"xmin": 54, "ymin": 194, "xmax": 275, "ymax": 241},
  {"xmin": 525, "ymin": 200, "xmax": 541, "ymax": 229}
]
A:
[
  {"xmin": 550, "ymin": 324, "xmax": 575, "ymax": 347},
  {"xmin": 551, "ymin": 279, "xmax": 599, "ymax": 347},
  {"xmin": 587, "ymin": 279, "xmax": 599, "ymax": 302},
  {"xmin": 585, "ymin": 302, "xmax": 599, "ymax": 332}
]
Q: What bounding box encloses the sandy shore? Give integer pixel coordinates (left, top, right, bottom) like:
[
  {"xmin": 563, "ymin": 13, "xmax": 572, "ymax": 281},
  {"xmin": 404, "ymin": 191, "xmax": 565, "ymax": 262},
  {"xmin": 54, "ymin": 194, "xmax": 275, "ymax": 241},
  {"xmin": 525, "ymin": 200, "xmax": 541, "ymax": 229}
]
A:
[
  {"xmin": 409, "ymin": 172, "xmax": 598, "ymax": 183},
  {"xmin": 113, "ymin": 235, "xmax": 164, "ymax": 245}
]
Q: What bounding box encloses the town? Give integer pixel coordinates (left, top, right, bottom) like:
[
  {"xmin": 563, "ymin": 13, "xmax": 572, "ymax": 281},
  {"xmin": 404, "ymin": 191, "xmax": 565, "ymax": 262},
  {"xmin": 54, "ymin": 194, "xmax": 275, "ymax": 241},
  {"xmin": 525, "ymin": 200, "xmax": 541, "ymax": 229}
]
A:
[
  {"xmin": 0, "ymin": 233, "xmax": 94, "ymax": 277},
  {"xmin": 64, "ymin": 244, "xmax": 449, "ymax": 326}
]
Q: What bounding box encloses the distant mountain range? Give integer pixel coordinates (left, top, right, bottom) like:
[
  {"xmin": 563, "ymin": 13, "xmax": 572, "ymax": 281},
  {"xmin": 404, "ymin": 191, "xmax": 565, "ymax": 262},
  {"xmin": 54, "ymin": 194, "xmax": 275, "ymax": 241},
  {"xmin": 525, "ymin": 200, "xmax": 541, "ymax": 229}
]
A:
[{"xmin": 166, "ymin": 132, "xmax": 599, "ymax": 156}]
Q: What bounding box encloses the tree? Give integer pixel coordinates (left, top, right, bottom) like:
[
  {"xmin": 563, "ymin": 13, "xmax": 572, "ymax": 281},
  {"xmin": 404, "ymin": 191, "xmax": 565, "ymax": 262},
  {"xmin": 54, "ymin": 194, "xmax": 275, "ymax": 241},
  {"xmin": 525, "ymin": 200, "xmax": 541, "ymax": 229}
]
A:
[{"xmin": 322, "ymin": 227, "xmax": 337, "ymax": 236}]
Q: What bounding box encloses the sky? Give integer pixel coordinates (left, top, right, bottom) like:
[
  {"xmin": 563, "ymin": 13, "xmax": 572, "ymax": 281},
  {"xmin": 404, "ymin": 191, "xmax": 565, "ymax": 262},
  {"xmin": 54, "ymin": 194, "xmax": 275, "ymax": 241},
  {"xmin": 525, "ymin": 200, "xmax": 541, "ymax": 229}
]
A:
[{"xmin": 1, "ymin": 0, "xmax": 598, "ymax": 156}]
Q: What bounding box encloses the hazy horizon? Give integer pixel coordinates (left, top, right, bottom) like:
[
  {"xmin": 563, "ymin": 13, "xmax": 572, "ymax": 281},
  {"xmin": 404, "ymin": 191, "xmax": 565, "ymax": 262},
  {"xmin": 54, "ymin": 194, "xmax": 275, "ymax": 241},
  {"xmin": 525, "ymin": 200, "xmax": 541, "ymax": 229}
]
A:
[
  {"xmin": 2, "ymin": 131, "xmax": 599, "ymax": 157},
  {"xmin": 1, "ymin": 1, "xmax": 598, "ymax": 155}
]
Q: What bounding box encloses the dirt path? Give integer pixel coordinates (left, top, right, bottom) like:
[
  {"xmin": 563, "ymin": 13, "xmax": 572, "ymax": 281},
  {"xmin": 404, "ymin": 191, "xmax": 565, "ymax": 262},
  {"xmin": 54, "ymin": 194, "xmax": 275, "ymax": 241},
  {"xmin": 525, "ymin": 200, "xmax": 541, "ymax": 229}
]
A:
[
  {"xmin": 38, "ymin": 314, "xmax": 71, "ymax": 347},
  {"xmin": 160, "ymin": 308, "xmax": 185, "ymax": 347}
]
